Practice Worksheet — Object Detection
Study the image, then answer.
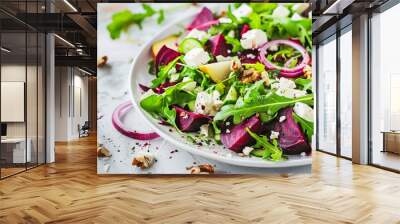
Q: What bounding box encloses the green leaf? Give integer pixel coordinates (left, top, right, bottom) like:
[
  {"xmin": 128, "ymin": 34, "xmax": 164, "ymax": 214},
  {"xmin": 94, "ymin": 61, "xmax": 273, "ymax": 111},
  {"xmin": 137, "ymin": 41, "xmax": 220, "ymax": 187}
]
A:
[
  {"xmin": 107, "ymin": 4, "xmax": 161, "ymax": 40},
  {"xmin": 147, "ymin": 60, "xmax": 156, "ymax": 75},
  {"xmin": 157, "ymin": 9, "xmax": 165, "ymax": 24},
  {"xmin": 214, "ymin": 92, "xmax": 313, "ymax": 123},
  {"xmin": 225, "ymin": 35, "xmax": 243, "ymax": 53},
  {"xmin": 249, "ymin": 3, "xmax": 277, "ymax": 14},
  {"xmin": 243, "ymin": 62, "xmax": 265, "ymax": 73},
  {"xmin": 295, "ymin": 78, "xmax": 312, "ymax": 91},
  {"xmin": 151, "ymin": 56, "xmax": 182, "ymax": 88},
  {"xmin": 292, "ymin": 112, "xmax": 314, "ymax": 142},
  {"xmin": 248, "ymin": 12, "xmax": 261, "ymax": 29},
  {"xmin": 227, "ymin": 5, "xmax": 239, "ymax": 24},
  {"xmin": 246, "ymin": 128, "xmax": 283, "ymax": 161}
]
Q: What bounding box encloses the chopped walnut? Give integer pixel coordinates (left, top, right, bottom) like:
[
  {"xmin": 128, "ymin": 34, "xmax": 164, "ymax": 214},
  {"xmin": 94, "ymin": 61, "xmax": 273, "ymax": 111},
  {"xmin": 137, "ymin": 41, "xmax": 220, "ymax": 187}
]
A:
[
  {"xmin": 303, "ymin": 65, "xmax": 312, "ymax": 79},
  {"xmin": 261, "ymin": 71, "xmax": 270, "ymax": 86},
  {"xmin": 97, "ymin": 56, "xmax": 108, "ymax": 68},
  {"xmin": 97, "ymin": 146, "xmax": 111, "ymax": 157},
  {"xmin": 241, "ymin": 68, "xmax": 261, "ymax": 83},
  {"xmin": 231, "ymin": 59, "xmax": 242, "ymax": 72},
  {"xmin": 187, "ymin": 164, "xmax": 215, "ymax": 174},
  {"xmin": 132, "ymin": 154, "xmax": 155, "ymax": 169}
]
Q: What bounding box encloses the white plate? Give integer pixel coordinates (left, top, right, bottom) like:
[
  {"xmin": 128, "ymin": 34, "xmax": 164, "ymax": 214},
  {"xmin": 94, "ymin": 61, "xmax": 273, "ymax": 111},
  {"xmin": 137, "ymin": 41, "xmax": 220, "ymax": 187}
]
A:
[{"xmin": 129, "ymin": 10, "xmax": 312, "ymax": 168}]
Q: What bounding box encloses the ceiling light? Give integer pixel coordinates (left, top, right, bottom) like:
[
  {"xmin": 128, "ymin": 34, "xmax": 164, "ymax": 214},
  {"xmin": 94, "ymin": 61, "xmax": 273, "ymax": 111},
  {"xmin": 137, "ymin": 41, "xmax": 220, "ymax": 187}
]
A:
[
  {"xmin": 1, "ymin": 47, "xmax": 11, "ymax": 53},
  {"xmin": 54, "ymin": 34, "xmax": 75, "ymax": 48},
  {"xmin": 63, "ymin": 0, "xmax": 78, "ymax": 12},
  {"xmin": 78, "ymin": 68, "xmax": 93, "ymax": 76}
]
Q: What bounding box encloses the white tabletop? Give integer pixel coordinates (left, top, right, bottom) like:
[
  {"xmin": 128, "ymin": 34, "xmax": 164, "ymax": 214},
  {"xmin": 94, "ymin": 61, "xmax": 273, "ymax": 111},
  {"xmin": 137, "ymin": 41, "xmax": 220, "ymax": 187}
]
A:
[{"xmin": 97, "ymin": 3, "xmax": 310, "ymax": 174}]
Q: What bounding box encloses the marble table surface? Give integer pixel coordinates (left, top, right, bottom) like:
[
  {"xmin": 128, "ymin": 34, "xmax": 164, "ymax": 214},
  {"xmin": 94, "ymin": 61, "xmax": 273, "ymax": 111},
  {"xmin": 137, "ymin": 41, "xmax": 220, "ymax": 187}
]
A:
[{"xmin": 96, "ymin": 3, "xmax": 310, "ymax": 174}]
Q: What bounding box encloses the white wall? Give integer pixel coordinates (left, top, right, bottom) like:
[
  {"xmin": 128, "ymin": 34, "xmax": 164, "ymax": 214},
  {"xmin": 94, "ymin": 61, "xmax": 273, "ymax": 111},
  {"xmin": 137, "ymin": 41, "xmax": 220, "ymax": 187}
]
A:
[{"xmin": 54, "ymin": 67, "xmax": 89, "ymax": 141}]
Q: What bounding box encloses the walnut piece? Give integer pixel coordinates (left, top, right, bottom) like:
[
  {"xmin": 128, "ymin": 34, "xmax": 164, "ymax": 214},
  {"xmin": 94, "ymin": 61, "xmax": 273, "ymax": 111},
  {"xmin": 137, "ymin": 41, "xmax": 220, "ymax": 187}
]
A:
[
  {"xmin": 187, "ymin": 164, "xmax": 215, "ymax": 174},
  {"xmin": 303, "ymin": 65, "xmax": 312, "ymax": 79},
  {"xmin": 132, "ymin": 154, "xmax": 155, "ymax": 169},
  {"xmin": 97, "ymin": 56, "xmax": 108, "ymax": 68},
  {"xmin": 241, "ymin": 68, "xmax": 261, "ymax": 83},
  {"xmin": 97, "ymin": 146, "xmax": 111, "ymax": 157}
]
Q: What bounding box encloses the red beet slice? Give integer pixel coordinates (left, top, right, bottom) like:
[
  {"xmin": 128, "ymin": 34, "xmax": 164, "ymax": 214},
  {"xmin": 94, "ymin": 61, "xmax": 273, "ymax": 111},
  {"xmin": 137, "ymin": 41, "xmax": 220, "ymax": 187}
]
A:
[
  {"xmin": 155, "ymin": 45, "xmax": 181, "ymax": 70},
  {"xmin": 221, "ymin": 115, "xmax": 264, "ymax": 152},
  {"xmin": 274, "ymin": 108, "xmax": 311, "ymax": 155},
  {"xmin": 208, "ymin": 34, "xmax": 229, "ymax": 57},
  {"xmin": 239, "ymin": 49, "xmax": 260, "ymax": 64},
  {"xmin": 187, "ymin": 7, "xmax": 215, "ymax": 31},
  {"xmin": 240, "ymin": 24, "xmax": 250, "ymax": 37},
  {"xmin": 173, "ymin": 106, "xmax": 211, "ymax": 132}
]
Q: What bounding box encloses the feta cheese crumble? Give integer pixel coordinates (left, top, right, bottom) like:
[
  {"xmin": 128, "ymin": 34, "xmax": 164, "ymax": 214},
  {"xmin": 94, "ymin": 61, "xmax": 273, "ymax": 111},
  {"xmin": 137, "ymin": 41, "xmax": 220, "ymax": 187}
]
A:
[
  {"xmin": 233, "ymin": 4, "xmax": 253, "ymax": 19},
  {"xmin": 270, "ymin": 131, "xmax": 279, "ymax": 140},
  {"xmin": 194, "ymin": 90, "xmax": 223, "ymax": 116},
  {"xmin": 272, "ymin": 5, "xmax": 290, "ymax": 18},
  {"xmin": 183, "ymin": 48, "xmax": 210, "ymax": 68},
  {"xmin": 240, "ymin": 29, "xmax": 268, "ymax": 49},
  {"xmin": 279, "ymin": 116, "xmax": 286, "ymax": 123},
  {"xmin": 186, "ymin": 29, "xmax": 210, "ymax": 41},
  {"xmin": 293, "ymin": 102, "xmax": 314, "ymax": 122},
  {"xmin": 271, "ymin": 77, "xmax": 307, "ymax": 98},
  {"xmin": 242, "ymin": 146, "xmax": 254, "ymax": 156},
  {"xmin": 181, "ymin": 77, "xmax": 196, "ymax": 92},
  {"xmin": 200, "ymin": 124, "xmax": 209, "ymax": 137},
  {"xmin": 218, "ymin": 17, "xmax": 232, "ymax": 24},
  {"xmin": 291, "ymin": 13, "xmax": 303, "ymax": 21}
]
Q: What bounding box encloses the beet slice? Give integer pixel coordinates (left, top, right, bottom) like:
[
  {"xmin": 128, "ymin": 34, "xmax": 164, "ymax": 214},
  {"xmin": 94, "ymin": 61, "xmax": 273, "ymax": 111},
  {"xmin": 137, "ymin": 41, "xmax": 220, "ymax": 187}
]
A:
[
  {"xmin": 173, "ymin": 106, "xmax": 211, "ymax": 132},
  {"xmin": 274, "ymin": 108, "xmax": 311, "ymax": 155},
  {"xmin": 155, "ymin": 45, "xmax": 181, "ymax": 70},
  {"xmin": 208, "ymin": 34, "xmax": 229, "ymax": 57},
  {"xmin": 221, "ymin": 115, "xmax": 264, "ymax": 152},
  {"xmin": 240, "ymin": 24, "xmax": 250, "ymax": 37},
  {"xmin": 239, "ymin": 49, "xmax": 260, "ymax": 64},
  {"xmin": 187, "ymin": 7, "xmax": 215, "ymax": 31}
]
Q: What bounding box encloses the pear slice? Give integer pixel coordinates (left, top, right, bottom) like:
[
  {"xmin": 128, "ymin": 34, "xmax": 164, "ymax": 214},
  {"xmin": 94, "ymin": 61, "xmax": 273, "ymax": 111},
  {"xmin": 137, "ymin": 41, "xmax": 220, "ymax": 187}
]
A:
[
  {"xmin": 199, "ymin": 60, "xmax": 233, "ymax": 83},
  {"xmin": 151, "ymin": 35, "xmax": 179, "ymax": 58}
]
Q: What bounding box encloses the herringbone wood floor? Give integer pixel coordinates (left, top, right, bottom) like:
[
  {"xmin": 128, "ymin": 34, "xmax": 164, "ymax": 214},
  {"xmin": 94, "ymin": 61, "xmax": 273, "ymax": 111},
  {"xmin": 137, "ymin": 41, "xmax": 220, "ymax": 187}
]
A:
[{"xmin": 0, "ymin": 135, "xmax": 400, "ymax": 224}]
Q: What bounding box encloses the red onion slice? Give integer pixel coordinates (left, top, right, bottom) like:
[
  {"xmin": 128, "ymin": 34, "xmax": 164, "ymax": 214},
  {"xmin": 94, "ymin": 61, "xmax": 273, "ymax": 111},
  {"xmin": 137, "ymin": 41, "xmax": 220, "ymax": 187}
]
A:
[
  {"xmin": 112, "ymin": 101, "xmax": 160, "ymax": 140},
  {"xmin": 259, "ymin": 40, "xmax": 310, "ymax": 78}
]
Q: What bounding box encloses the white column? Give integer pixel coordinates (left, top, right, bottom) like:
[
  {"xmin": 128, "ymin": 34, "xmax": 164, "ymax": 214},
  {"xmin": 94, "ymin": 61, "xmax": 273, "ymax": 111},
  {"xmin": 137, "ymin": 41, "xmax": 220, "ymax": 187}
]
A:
[{"xmin": 352, "ymin": 14, "xmax": 369, "ymax": 164}]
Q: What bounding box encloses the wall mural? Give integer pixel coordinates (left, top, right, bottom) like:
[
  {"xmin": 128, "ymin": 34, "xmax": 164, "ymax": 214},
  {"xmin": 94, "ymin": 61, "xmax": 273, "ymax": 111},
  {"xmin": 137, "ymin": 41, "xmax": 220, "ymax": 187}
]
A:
[{"xmin": 97, "ymin": 3, "xmax": 313, "ymax": 174}]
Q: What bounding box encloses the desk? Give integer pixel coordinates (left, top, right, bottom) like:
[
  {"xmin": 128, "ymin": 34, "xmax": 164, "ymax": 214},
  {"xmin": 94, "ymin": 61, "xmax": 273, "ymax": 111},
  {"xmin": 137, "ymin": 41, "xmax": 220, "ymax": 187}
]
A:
[
  {"xmin": 382, "ymin": 131, "xmax": 400, "ymax": 154},
  {"xmin": 1, "ymin": 138, "xmax": 31, "ymax": 163}
]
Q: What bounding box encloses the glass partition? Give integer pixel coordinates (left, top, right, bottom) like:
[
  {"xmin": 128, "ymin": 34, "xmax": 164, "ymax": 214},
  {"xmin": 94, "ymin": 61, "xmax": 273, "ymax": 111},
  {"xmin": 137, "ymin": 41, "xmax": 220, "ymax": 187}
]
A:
[
  {"xmin": 370, "ymin": 4, "xmax": 400, "ymax": 171},
  {"xmin": 339, "ymin": 27, "xmax": 353, "ymax": 158},
  {"xmin": 317, "ymin": 36, "xmax": 337, "ymax": 154},
  {"xmin": 0, "ymin": 1, "xmax": 46, "ymax": 179}
]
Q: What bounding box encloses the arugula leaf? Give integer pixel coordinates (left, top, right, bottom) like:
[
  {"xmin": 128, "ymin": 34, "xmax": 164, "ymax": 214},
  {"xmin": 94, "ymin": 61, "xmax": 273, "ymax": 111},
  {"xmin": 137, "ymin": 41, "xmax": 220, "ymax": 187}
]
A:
[
  {"xmin": 225, "ymin": 35, "xmax": 243, "ymax": 53},
  {"xmin": 157, "ymin": 9, "xmax": 165, "ymax": 24},
  {"xmin": 140, "ymin": 81, "xmax": 196, "ymax": 129},
  {"xmin": 148, "ymin": 60, "xmax": 156, "ymax": 75},
  {"xmin": 249, "ymin": 3, "xmax": 277, "ymax": 14},
  {"xmin": 227, "ymin": 5, "xmax": 239, "ymax": 24},
  {"xmin": 246, "ymin": 128, "xmax": 283, "ymax": 161},
  {"xmin": 107, "ymin": 4, "xmax": 164, "ymax": 40},
  {"xmin": 151, "ymin": 56, "xmax": 182, "ymax": 88},
  {"xmin": 243, "ymin": 62, "xmax": 265, "ymax": 73},
  {"xmin": 295, "ymin": 78, "xmax": 312, "ymax": 91},
  {"xmin": 214, "ymin": 92, "xmax": 313, "ymax": 123},
  {"xmin": 292, "ymin": 112, "xmax": 314, "ymax": 142}
]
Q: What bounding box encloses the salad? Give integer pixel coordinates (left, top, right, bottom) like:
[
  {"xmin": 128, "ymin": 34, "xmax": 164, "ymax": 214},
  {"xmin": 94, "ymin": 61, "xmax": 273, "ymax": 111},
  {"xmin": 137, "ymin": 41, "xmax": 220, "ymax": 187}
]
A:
[{"xmin": 139, "ymin": 3, "xmax": 313, "ymax": 162}]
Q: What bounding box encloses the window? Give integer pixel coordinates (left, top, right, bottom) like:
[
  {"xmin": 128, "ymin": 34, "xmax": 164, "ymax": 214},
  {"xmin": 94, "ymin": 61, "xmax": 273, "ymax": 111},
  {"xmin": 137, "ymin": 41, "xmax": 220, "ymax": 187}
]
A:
[
  {"xmin": 317, "ymin": 36, "xmax": 337, "ymax": 154},
  {"xmin": 370, "ymin": 3, "xmax": 400, "ymax": 171},
  {"xmin": 339, "ymin": 27, "xmax": 352, "ymax": 158}
]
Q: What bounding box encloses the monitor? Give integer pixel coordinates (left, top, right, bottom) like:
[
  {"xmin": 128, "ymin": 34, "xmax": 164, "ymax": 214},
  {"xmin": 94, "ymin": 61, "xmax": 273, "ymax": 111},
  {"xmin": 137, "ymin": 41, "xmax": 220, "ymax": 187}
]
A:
[{"xmin": 1, "ymin": 123, "xmax": 7, "ymax": 137}]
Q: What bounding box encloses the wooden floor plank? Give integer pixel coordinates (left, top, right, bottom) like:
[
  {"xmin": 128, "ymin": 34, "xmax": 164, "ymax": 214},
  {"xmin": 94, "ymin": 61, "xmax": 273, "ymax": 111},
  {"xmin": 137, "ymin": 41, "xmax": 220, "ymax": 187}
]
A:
[{"xmin": 0, "ymin": 135, "xmax": 400, "ymax": 224}]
